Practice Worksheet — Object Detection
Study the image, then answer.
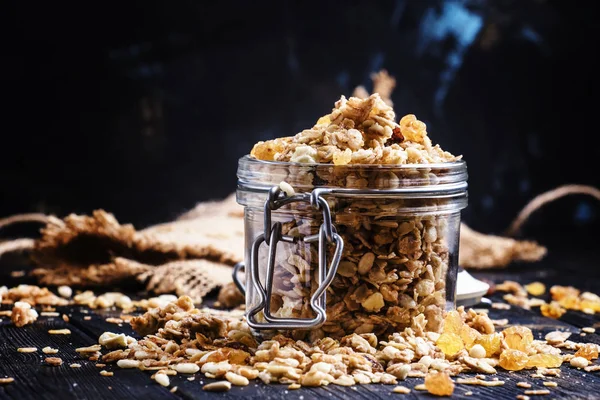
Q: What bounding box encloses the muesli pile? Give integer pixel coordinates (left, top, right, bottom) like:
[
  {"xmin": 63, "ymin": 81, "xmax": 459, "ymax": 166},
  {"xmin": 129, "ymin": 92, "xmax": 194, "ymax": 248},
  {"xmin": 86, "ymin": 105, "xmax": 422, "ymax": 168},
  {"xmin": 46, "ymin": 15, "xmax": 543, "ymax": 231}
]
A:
[
  {"xmin": 248, "ymin": 94, "xmax": 463, "ymax": 336},
  {"xmin": 94, "ymin": 295, "xmax": 599, "ymax": 395},
  {"xmin": 251, "ymin": 93, "xmax": 458, "ymax": 165},
  {"xmin": 2, "ymin": 283, "xmax": 600, "ymax": 396}
]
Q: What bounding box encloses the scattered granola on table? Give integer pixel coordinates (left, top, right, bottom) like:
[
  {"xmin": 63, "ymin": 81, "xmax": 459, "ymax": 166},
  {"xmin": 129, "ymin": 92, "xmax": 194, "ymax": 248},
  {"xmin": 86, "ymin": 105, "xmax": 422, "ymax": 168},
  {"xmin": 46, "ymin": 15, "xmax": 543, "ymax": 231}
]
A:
[
  {"xmin": 74, "ymin": 295, "xmax": 597, "ymax": 390},
  {"xmin": 494, "ymin": 281, "xmax": 600, "ymax": 317}
]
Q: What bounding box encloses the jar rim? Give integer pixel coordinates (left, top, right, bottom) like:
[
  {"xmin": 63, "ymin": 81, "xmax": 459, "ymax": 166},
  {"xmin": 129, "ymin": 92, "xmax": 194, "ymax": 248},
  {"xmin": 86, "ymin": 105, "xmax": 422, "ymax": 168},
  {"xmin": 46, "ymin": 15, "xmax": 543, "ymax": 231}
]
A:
[
  {"xmin": 237, "ymin": 155, "xmax": 468, "ymax": 209},
  {"xmin": 239, "ymin": 154, "xmax": 466, "ymax": 171}
]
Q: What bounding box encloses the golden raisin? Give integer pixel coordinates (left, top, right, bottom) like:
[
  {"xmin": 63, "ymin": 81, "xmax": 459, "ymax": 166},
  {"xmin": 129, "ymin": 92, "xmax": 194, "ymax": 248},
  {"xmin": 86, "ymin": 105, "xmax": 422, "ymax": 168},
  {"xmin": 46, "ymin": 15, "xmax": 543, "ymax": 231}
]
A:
[
  {"xmin": 399, "ymin": 114, "xmax": 427, "ymax": 143},
  {"xmin": 574, "ymin": 343, "xmax": 599, "ymax": 361},
  {"xmin": 475, "ymin": 333, "xmax": 502, "ymax": 357},
  {"xmin": 436, "ymin": 333, "xmax": 464, "ymax": 356},
  {"xmin": 525, "ymin": 354, "xmax": 563, "ymax": 368},
  {"xmin": 460, "ymin": 325, "xmax": 481, "ymax": 350},
  {"xmin": 443, "ymin": 310, "xmax": 463, "ymax": 335},
  {"xmin": 525, "ymin": 282, "xmax": 546, "ymax": 296},
  {"xmin": 250, "ymin": 138, "xmax": 290, "ymax": 161},
  {"xmin": 540, "ymin": 302, "xmax": 566, "ymax": 319},
  {"xmin": 580, "ymin": 299, "xmax": 600, "ymax": 313},
  {"xmin": 557, "ymin": 296, "xmax": 579, "ymax": 310},
  {"xmin": 424, "ymin": 372, "xmax": 455, "ymax": 396},
  {"xmin": 503, "ymin": 326, "xmax": 534, "ymax": 352},
  {"xmin": 550, "ymin": 285, "xmax": 580, "ymax": 300},
  {"xmin": 498, "ymin": 349, "xmax": 529, "ymax": 371}
]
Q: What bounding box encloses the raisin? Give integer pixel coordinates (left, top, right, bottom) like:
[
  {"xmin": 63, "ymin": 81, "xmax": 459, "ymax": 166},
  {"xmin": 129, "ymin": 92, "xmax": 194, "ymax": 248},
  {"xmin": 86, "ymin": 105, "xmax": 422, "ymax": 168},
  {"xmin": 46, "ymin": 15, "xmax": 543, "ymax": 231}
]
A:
[
  {"xmin": 540, "ymin": 302, "xmax": 566, "ymax": 319},
  {"xmin": 550, "ymin": 285, "xmax": 580, "ymax": 300},
  {"xmin": 424, "ymin": 371, "xmax": 455, "ymax": 396},
  {"xmin": 526, "ymin": 354, "xmax": 563, "ymax": 368},
  {"xmin": 443, "ymin": 310, "xmax": 463, "ymax": 335},
  {"xmin": 436, "ymin": 332, "xmax": 464, "ymax": 356},
  {"xmin": 574, "ymin": 343, "xmax": 599, "ymax": 361},
  {"xmin": 475, "ymin": 333, "xmax": 502, "ymax": 357},
  {"xmin": 503, "ymin": 326, "xmax": 534, "ymax": 352},
  {"xmin": 498, "ymin": 349, "xmax": 529, "ymax": 371},
  {"xmin": 525, "ymin": 282, "xmax": 546, "ymax": 296},
  {"xmin": 460, "ymin": 325, "xmax": 481, "ymax": 350}
]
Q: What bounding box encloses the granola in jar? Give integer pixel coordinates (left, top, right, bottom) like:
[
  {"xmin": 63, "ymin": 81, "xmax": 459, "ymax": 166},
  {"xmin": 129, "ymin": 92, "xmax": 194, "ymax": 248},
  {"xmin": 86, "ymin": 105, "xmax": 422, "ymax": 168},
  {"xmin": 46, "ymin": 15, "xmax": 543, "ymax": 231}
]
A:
[{"xmin": 238, "ymin": 93, "xmax": 467, "ymax": 338}]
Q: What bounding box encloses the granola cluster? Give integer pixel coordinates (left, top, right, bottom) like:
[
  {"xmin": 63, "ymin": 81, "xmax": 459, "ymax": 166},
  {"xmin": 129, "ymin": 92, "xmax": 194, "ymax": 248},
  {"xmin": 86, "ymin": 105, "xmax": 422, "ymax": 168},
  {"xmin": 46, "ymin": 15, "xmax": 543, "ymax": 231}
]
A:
[
  {"xmin": 251, "ymin": 94, "xmax": 458, "ymax": 165},
  {"xmin": 95, "ymin": 295, "xmax": 599, "ymax": 393},
  {"xmin": 0, "ymin": 284, "xmax": 68, "ymax": 307}
]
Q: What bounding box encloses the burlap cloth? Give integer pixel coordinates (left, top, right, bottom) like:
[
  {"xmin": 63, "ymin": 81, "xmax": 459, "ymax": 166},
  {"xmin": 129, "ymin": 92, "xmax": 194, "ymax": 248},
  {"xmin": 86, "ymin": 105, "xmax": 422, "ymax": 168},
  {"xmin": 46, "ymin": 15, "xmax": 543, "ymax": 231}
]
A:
[{"xmin": 2, "ymin": 185, "xmax": 599, "ymax": 304}]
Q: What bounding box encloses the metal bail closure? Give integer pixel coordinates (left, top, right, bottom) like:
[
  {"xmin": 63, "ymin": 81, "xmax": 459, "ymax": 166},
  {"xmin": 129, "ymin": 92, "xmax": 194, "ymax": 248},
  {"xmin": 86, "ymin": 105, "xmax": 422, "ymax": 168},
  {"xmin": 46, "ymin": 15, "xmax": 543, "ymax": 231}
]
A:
[{"xmin": 244, "ymin": 186, "xmax": 344, "ymax": 330}]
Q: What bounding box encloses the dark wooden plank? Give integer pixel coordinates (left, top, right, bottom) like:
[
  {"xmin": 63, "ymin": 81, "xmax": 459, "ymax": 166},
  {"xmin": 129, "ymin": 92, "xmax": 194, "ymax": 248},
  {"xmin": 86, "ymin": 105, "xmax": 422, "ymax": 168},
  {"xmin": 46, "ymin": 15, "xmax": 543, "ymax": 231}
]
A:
[
  {"xmin": 0, "ymin": 307, "xmax": 180, "ymax": 400},
  {"xmin": 1, "ymin": 240, "xmax": 600, "ymax": 399}
]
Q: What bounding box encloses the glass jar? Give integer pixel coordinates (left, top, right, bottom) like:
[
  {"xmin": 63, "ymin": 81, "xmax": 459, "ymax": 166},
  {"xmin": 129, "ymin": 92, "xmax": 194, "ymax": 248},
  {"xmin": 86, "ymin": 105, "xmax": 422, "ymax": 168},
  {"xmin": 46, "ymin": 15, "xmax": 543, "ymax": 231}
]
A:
[{"xmin": 234, "ymin": 155, "xmax": 467, "ymax": 340}]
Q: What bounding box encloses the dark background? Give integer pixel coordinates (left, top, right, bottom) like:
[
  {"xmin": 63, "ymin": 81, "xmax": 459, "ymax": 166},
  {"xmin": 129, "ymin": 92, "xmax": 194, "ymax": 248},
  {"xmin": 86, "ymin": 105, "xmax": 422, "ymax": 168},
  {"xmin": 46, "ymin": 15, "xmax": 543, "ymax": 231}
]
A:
[{"xmin": 1, "ymin": 0, "xmax": 599, "ymax": 239}]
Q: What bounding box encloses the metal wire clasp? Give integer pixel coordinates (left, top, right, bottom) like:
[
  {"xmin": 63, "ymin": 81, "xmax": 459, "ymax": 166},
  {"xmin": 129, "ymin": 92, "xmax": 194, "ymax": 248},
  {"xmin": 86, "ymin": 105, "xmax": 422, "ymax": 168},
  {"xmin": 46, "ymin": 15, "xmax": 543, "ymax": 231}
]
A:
[{"xmin": 233, "ymin": 185, "xmax": 343, "ymax": 330}]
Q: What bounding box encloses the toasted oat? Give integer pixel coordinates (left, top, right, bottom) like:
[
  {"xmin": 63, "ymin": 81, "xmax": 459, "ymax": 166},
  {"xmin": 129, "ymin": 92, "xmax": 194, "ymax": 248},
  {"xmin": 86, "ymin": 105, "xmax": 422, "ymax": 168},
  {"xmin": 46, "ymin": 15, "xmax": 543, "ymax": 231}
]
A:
[
  {"xmin": 106, "ymin": 317, "xmax": 123, "ymax": 324},
  {"xmin": 48, "ymin": 329, "xmax": 71, "ymax": 335},
  {"xmin": 225, "ymin": 371, "xmax": 250, "ymax": 386},
  {"xmin": 11, "ymin": 270, "xmax": 26, "ymax": 278},
  {"xmin": 0, "ymin": 377, "xmax": 14, "ymax": 384},
  {"xmin": 570, "ymin": 357, "xmax": 589, "ymax": 368},
  {"xmin": 461, "ymin": 356, "xmax": 496, "ymax": 374},
  {"xmin": 517, "ymin": 382, "xmax": 532, "ymax": 388},
  {"xmin": 543, "ymin": 382, "xmax": 557, "ymax": 387},
  {"xmin": 584, "ymin": 365, "xmax": 600, "ymax": 372},
  {"xmin": 535, "ymin": 368, "xmax": 561, "ymax": 377},
  {"xmin": 456, "ymin": 378, "xmax": 505, "ymax": 386},
  {"xmin": 96, "ymin": 363, "xmax": 106, "ymax": 368},
  {"xmin": 154, "ymin": 373, "xmax": 170, "ymax": 387},
  {"xmin": 203, "ymin": 381, "xmax": 231, "ymax": 392},
  {"xmin": 117, "ymin": 359, "xmax": 140, "ymax": 369},
  {"xmin": 174, "ymin": 363, "xmax": 200, "ymax": 374},
  {"xmin": 288, "ymin": 383, "xmax": 301, "ymax": 390},
  {"xmin": 100, "ymin": 370, "xmax": 113, "ymax": 377},
  {"xmin": 70, "ymin": 363, "xmax": 82, "ymax": 368},
  {"xmin": 17, "ymin": 347, "xmax": 38, "ymax": 353},
  {"xmin": 42, "ymin": 346, "xmax": 58, "ymax": 354},
  {"xmin": 464, "ymin": 391, "xmax": 473, "ymax": 396},
  {"xmin": 392, "ymin": 386, "xmax": 410, "ymax": 394},
  {"xmin": 414, "ymin": 384, "xmax": 427, "ymax": 391},
  {"xmin": 40, "ymin": 312, "xmax": 60, "ymax": 317},
  {"xmin": 170, "ymin": 386, "xmax": 177, "ymax": 393},
  {"xmin": 76, "ymin": 344, "xmax": 102, "ymax": 353},
  {"xmin": 83, "ymin": 316, "xmax": 92, "ymax": 320},
  {"xmin": 516, "ymin": 396, "xmax": 530, "ymax": 400},
  {"xmin": 0, "ymin": 311, "xmax": 12, "ymax": 316},
  {"xmin": 187, "ymin": 377, "xmax": 195, "ymax": 381},
  {"xmin": 62, "ymin": 314, "xmax": 69, "ymax": 322},
  {"xmin": 524, "ymin": 389, "xmax": 550, "ymax": 395},
  {"xmin": 582, "ymin": 327, "xmax": 596, "ymax": 333},
  {"xmin": 45, "ymin": 357, "xmax": 63, "ymax": 366},
  {"xmin": 544, "ymin": 330, "xmax": 571, "ymax": 344},
  {"xmin": 58, "ymin": 286, "xmax": 72, "ymax": 298}
]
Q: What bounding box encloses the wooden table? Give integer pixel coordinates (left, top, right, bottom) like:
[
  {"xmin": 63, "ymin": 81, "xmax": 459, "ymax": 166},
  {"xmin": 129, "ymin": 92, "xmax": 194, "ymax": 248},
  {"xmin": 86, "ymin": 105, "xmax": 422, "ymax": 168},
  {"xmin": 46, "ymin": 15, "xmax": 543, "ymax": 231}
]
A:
[{"xmin": 1, "ymin": 236, "xmax": 599, "ymax": 399}]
